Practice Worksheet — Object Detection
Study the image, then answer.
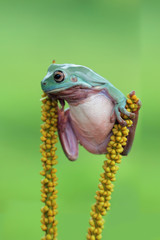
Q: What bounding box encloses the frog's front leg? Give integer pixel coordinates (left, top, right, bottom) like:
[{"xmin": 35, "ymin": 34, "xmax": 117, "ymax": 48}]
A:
[
  {"xmin": 58, "ymin": 106, "xmax": 78, "ymax": 161},
  {"xmin": 104, "ymin": 84, "xmax": 135, "ymax": 126}
]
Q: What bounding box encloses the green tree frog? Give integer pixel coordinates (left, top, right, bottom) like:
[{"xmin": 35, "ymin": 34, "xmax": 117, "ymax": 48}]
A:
[{"xmin": 41, "ymin": 64, "xmax": 141, "ymax": 161}]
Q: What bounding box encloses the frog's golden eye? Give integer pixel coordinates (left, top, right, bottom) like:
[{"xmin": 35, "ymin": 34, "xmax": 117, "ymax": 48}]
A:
[{"xmin": 53, "ymin": 71, "xmax": 65, "ymax": 82}]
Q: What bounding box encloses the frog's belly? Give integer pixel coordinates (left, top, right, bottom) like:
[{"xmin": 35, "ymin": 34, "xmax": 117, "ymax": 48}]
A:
[{"xmin": 69, "ymin": 93, "xmax": 116, "ymax": 147}]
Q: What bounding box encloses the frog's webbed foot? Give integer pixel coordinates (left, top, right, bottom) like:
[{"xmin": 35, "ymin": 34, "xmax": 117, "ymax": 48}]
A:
[
  {"xmin": 58, "ymin": 107, "xmax": 79, "ymax": 161},
  {"xmin": 114, "ymin": 97, "xmax": 135, "ymax": 126}
]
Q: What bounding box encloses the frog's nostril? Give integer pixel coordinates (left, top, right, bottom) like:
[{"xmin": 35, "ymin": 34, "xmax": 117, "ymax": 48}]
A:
[{"xmin": 43, "ymin": 82, "xmax": 47, "ymax": 85}]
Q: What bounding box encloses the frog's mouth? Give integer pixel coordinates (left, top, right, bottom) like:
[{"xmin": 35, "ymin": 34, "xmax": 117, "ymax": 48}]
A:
[{"xmin": 47, "ymin": 85, "xmax": 101, "ymax": 105}]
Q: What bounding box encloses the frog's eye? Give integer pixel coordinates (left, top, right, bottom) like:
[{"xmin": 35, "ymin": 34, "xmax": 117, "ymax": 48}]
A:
[{"xmin": 53, "ymin": 70, "xmax": 65, "ymax": 82}]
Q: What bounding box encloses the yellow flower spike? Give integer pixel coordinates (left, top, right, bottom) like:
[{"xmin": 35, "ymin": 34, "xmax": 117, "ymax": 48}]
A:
[
  {"xmin": 87, "ymin": 93, "xmax": 139, "ymax": 239},
  {"xmin": 40, "ymin": 93, "xmax": 58, "ymax": 239}
]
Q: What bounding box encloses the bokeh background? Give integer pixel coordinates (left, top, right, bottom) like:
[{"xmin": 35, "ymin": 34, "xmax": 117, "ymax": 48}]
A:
[{"xmin": 0, "ymin": 0, "xmax": 160, "ymax": 239}]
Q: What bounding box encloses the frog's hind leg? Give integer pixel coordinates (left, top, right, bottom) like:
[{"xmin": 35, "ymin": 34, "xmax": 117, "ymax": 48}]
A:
[{"xmin": 58, "ymin": 108, "xmax": 79, "ymax": 161}]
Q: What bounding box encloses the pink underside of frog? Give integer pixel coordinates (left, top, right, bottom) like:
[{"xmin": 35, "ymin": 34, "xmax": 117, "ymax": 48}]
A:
[{"xmin": 69, "ymin": 92, "xmax": 116, "ymax": 154}]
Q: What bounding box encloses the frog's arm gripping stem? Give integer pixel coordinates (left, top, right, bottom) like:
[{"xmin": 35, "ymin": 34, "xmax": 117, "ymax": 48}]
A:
[{"xmin": 102, "ymin": 84, "xmax": 135, "ymax": 126}]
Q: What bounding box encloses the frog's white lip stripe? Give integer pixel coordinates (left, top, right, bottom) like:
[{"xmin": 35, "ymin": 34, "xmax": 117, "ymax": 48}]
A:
[
  {"xmin": 93, "ymin": 86, "xmax": 101, "ymax": 90},
  {"xmin": 47, "ymin": 87, "xmax": 66, "ymax": 93}
]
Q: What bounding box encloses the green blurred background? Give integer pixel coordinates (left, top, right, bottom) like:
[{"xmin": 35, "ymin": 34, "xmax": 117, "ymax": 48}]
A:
[{"xmin": 0, "ymin": 0, "xmax": 160, "ymax": 239}]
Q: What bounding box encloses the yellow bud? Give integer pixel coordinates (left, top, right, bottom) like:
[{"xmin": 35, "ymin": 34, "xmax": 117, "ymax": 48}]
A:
[
  {"xmin": 111, "ymin": 166, "xmax": 116, "ymax": 171},
  {"xmin": 111, "ymin": 154, "xmax": 116, "ymax": 159},
  {"xmin": 106, "ymin": 191, "xmax": 111, "ymax": 196},
  {"xmin": 48, "ymin": 187, "xmax": 54, "ymax": 192},
  {"xmin": 89, "ymin": 227, "xmax": 95, "ymax": 233},
  {"xmin": 116, "ymin": 148, "xmax": 124, "ymax": 153},
  {"xmin": 116, "ymin": 159, "xmax": 121, "ymax": 164},
  {"xmin": 49, "ymin": 228, "xmax": 54, "ymax": 234},
  {"xmin": 122, "ymin": 130, "xmax": 129, "ymax": 136},
  {"xmin": 111, "ymin": 177, "xmax": 116, "ymax": 181},
  {"xmin": 46, "ymin": 165, "xmax": 51, "ymax": 170},
  {"xmin": 44, "ymin": 178, "xmax": 49, "ymax": 184},
  {"xmin": 106, "ymin": 196, "xmax": 111, "ymax": 201},
  {"xmin": 105, "ymin": 153, "xmax": 111, "ymax": 159},
  {"xmin": 43, "ymin": 205, "xmax": 49, "ymax": 212},
  {"xmin": 41, "ymin": 157, "xmax": 47, "ymax": 162},
  {"xmin": 110, "ymin": 161, "xmax": 115, "ymax": 166},
  {"xmin": 106, "ymin": 173, "xmax": 112, "ymax": 178},
  {"xmin": 48, "ymin": 210, "xmax": 53, "ymax": 216},
  {"xmin": 90, "ymin": 236, "xmax": 95, "ymax": 240},
  {"xmin": 111, "ymin": 149, "xmax": 116, "ymax": 154},
  {"xmin": 116, "ymin": 131, "xmax": 122, "ymax": 137},
  {"xmin": 89, "ymin": 219, "xmax": 95, "ymax": 226},
  {"xmin": 105, "ymin": 167, "xmax": 110, "ymax": 173},
  {"xmin": 106, "ymin": 184, "xmax": 112, "ymax": 190},
  {"xmin": 48, "ymin": 217, "xmax": 54, "ymax": 223},
  {"xmin": 99, "ymin": 197, "xmax": 105, "ymax": 202},
  {"xmin": 40, "ymin": 218, "xmax": 44, "ymax": 224},
  {"xmin": 51, "ymin": 168, "xmax": 57, "ymax": 173},
  {"xmin": 116, "ymin": 137, "xmax": 121, "ymax": 142},
  {"xmin": 44, "ymin": 188, "xmax": 49, "ymax": 193},
  {"xmin": 53, "ymin": 220, "xmax": 58, "ymax": 226},
  {"xmin": 101, "ymin": 210, "xmax": 106, "ymax": 216},
  {"xmin": 46, "ymin": 144, "xmax": 52, "ymax": 149},
  {"xmin": 41, "ymin": 198, "xmax": 46, "ymax": 202},
  {"xmin": 96, "ymin": 234, "xmax": 102, "ymax": 239},
  {"xmin": 104, "ymin": 202, "xmax": 111, "ymax": 208},
  {"xmin": 40, "ymin": 136, "xmax": 46, "ymax": 141},
  {"xmin": 46, "ymin": 234, "xmax": 52, "ymax": 240},
  {"xmin": 48, "ymin": 182, "xmax": 54, "ymax": 187},
  {"xmin": 46, "ymin": 200, "xmax": 52, "ymax": 206},
  {"xmin": 97, "ymin": 220, "xmax": 103, "ymax": 227},
  {"xmin": 46, "ymin": 160, "xmax": 52, "ymax": 165},
  {"xmin": 41, "ymin": 224, "xmax": 47, "ymax": 231},
  {"xmin": 110, "ymin": 135, "xmax": 115, "ymax": 141},
  {"xmin": 42, "ymin": 152, "xmax": 47, "ymax": 157},
  {"xmin": 127, "ymin": 99, "xmax": 132, "ymax": 104},
  {"xmin": 40, "ymin": 171, "xmax": 46, "ymax": 176}
]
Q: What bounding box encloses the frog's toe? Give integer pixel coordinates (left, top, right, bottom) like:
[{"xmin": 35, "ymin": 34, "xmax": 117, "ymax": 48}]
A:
[
  {"xmin": 137, "ymin": 99, "xmax": 142, "ymax": 109},
  {"xmin": 128, "ymin": 90, "xmax": 135, "ymax": 97},
  {"xmin": 115, "ymin": 106, "xmax": 127, "ymax": 126},
  {"xmin": 119, "ymin": 107, "xmax": 135, "ymax": 119}
]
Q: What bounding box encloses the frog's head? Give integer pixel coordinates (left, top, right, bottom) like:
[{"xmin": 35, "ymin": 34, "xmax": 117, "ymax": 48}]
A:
[{"xmin": 41, "ymin": 64, "xmax": 95, "ymax": 94}]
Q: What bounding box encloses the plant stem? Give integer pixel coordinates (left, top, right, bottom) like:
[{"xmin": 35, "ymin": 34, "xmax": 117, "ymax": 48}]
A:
[
  {"xmin": 40, "ymin": 93, "xmax": 58, "ymax": 240},
  {"xmin": 87, "ymin": 93, "xmax": 140, "ymax": 240}
]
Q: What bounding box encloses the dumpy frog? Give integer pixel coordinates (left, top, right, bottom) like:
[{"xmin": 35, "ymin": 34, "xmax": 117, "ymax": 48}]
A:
[{"xmin": 41, "ymin": 64, "xmax": 141, "ymax": 161}]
